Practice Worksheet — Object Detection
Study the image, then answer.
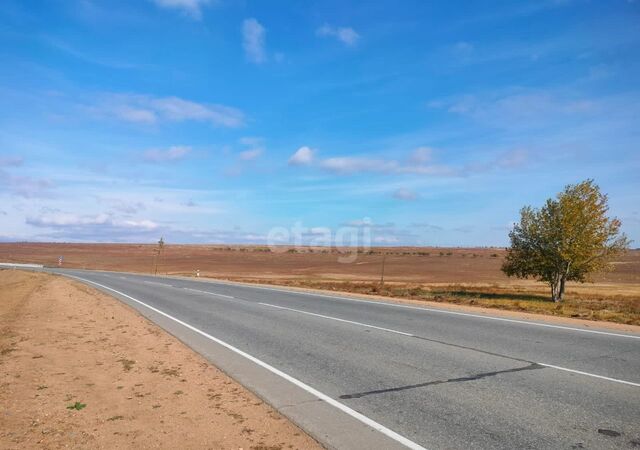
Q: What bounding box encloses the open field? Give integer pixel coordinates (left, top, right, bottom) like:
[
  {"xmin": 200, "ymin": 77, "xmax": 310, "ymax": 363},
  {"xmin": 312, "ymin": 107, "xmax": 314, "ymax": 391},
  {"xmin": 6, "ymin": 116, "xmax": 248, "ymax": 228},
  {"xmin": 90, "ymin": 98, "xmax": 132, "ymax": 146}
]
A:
[
  {"xmin": 1, "ymin": 242, "xmax": 639, "ymax": 324},
  {"xmin": 0, "ymin": 269, "xmax": 319, "ymax": 449}
]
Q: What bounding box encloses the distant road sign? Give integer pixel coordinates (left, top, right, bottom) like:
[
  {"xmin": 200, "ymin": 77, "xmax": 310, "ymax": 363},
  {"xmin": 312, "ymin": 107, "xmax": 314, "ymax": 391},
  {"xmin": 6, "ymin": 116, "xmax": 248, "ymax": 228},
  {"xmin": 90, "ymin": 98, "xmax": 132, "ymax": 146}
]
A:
[{"xmin": 58, "ymin": 256, "xmax": 63, "ymax": 267}]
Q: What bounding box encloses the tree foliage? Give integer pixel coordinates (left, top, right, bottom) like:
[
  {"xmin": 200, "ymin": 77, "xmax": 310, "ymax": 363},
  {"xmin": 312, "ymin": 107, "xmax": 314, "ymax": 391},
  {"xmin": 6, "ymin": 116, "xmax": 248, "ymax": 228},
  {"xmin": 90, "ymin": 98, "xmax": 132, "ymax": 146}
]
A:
[{"xmin": 502, "ymin": 180, "xmax": 630, "ymax": 301}]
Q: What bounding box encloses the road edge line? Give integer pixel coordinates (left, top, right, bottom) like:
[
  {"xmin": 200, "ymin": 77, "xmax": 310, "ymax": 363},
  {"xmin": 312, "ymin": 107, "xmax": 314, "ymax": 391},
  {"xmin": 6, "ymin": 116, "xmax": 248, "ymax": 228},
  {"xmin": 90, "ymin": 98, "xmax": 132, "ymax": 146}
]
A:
[{"xmin": 66, "ymin": 274, "xmax": 428, "ymax": 450}]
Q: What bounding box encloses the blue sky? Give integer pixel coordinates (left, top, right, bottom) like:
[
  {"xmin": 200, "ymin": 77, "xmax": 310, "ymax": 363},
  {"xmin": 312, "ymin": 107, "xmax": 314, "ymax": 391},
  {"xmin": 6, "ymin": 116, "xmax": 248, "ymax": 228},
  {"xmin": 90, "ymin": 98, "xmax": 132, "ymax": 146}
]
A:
[{"xmin": 1, "ymin": 0, "xmax": 639, "ymax": 246}]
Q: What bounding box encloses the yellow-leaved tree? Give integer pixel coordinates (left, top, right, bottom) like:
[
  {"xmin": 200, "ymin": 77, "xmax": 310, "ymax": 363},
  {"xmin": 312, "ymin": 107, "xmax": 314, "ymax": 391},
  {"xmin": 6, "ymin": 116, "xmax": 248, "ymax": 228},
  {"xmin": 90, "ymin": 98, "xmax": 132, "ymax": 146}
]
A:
[{"xmin": 502, "ymin": 180, "xmax": 630, "ymax": 302}]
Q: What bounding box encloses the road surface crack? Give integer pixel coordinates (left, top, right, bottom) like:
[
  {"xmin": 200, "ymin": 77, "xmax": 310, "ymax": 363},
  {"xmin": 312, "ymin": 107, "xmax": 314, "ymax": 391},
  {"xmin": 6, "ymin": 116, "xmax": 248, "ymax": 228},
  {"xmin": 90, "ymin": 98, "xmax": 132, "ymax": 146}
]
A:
[{"xmin": 339, "ymin": 363, "xmax": 544, "ymax": 399}]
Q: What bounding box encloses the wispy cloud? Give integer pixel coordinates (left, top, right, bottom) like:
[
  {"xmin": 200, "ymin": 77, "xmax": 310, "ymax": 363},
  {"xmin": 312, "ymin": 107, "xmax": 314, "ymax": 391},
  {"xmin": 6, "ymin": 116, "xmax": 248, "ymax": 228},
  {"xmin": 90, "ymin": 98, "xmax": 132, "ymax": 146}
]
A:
[
  {"xmin": 94, "ymin": 93, "xmax": 245, "ymax": 127},
  {"xmin": 0, "ymin": 157, "xmax": 54, "ymax": 198},
  {"xmin": 0, "ymin": 174, "xmax": 54, "ymax": 198},
  {"xmin": 26, "ymin": 212, "xmax": 160, "ymax": 241},
  {"xmin": 242, "ymin": 18, "xmax": 267, "ymax": 64},
  {"xmin": 151, "ymin": 0, "xmax": 212, "ymax": 19},
  {"xmin": 142, "ymin": 146, "xmax": 191, "ymax": 163},
  {"xmin": 316, "ymin": 24, "xmax": 360, "ymax": 47},
  {"xmin": 43, "ymin": 36, "xmax": 141, "ymax": 69},
  {"xmin": 239, "ymin": 148, "xmax": 263, "ymax": 161},
  {"xmin": 392, "ymin": 188, "xmax": 418, "ymax": 201},
  {"xmin": 319, "ymin": 157, "xmax": 397, "ymax": 174},
  {"xmin": 238, "ymin": 136, "xmax": 264, "ymax": 161},
  {"xmin": 295, "ymin": 147, "xmax": 455, "ymax": 176},
  {"xmin": 288, "ymin": 146, "xmax": 315, "ymax": 166}
]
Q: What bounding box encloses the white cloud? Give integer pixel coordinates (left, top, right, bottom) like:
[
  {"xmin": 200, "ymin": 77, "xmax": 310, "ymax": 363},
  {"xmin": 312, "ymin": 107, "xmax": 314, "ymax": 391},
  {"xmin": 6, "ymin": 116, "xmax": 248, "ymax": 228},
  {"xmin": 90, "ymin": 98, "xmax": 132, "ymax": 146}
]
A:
[
  {"xmin": 392, "ymin": 188, "xmax": 418, "ymax": 201},
  {"xmin": 116, "ymin": 106, "xmax": 157, "ymax": 124},
  {"xmin": 26, "ymin": 212, "xmax": 160, "ymax": 241},
  {"xmin": 319, "ymin": 157, "xmax": 398, "ymax": 174},
  {"xmin": 239, "ymin": 136, "xmax": 264, "ymax": 146},
  {"xmin": 239, "ymin": 148, "xmax": 263, "ymax": 161},
  {"xmin": 0, "ymin": 159, "xmax": 54, "ymax": 198},
  {"xmin": 242, "ymin": 18, "xmax": 267, "ymax": 64},
  {"xmin": 0, "ymin": 174, "xmax": 54, "ymax": 198},
  {"xmin": 236, "ymin": 136, "xmax": 265, "ymax": 162},
  {"xmin": 288, "ymin": 146, "xmax": 315, "ymax": 166},
  {"xmin": 316, "ymin": 24, "xmax": 360, "ymax": 47},
  {"xmin": 302, "ymin": 147, "xmax": 455, "ymax": 176},
  {"xmin": 496, "ymin": 149, "xmax": 528, "ymax": 168},
  {"xmin": 27, "ymin": 212, "xmax": 158, "ymax": 230},
  {"xmin": 151, "ymin": 0, "xmax": 212, "ymax": 19},
  {"xmin": 409, "ymin": 147, "xmax": 433, "ymax": 165},
  {"xmin": 431, "ymin": 89, "xmax": 597, "ymax": 130},
  {"xmin": 143, "ymin": 146, "xmax": 192, "ymax": 163},
  {"xmin": 95, "ymin": 93, "xmax": 245, "ymax": 128}
]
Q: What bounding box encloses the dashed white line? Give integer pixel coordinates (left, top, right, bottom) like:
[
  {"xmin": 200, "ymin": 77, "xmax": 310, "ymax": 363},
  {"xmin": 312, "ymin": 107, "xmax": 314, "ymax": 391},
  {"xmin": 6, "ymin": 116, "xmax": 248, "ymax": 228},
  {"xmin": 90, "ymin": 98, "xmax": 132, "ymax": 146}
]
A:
[
  {"xmin": 65, "ymin": 275, "xmax": 427, "ymax": 450},
  {"xmin": 183, "ymin": 287, "xmax": 235, "ymax": 299},
  {"xmin": 199, "ymin": 280, "xmax": 640, "ymax": 340},
  {"xmin": 68, "ymin": 272, "xmax": 640, "ymax": 388},
  {"xmin": 538, "ymin": 363, "xmax": 640, "ymax": 387},
  {"xmin": 259, "ymin": 302, "xmax": 414, "ymax": 337},
  {"xmin": 143, "ymin": 280, "xmax": 173, "ymax": 287},
  {"xmin": 259, "ymin": 302, "xmax": 640, "ymax": 388}
]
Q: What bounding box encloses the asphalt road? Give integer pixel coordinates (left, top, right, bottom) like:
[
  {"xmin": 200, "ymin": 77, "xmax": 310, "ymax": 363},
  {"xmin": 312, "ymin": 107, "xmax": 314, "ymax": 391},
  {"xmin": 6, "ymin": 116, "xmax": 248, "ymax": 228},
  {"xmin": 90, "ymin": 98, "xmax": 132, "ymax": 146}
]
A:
[{"xmin": 47, "ymin": 268, "xmax": 640, "ymax": 450}]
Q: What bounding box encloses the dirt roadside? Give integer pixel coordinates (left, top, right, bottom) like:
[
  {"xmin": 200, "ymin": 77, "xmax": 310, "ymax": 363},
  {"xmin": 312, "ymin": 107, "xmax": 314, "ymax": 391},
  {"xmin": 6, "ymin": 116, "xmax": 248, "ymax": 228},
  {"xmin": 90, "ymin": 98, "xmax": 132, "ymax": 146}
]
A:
[{"xmin": 0, "ymin": 269, "xmax": 321, "ymax": 450}]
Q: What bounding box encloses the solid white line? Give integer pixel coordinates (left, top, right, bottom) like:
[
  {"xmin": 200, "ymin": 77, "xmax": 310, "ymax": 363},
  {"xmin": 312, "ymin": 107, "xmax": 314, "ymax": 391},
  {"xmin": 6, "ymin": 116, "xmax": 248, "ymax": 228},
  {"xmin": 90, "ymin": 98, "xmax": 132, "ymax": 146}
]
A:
[
  {"xmin": 260, "ymin": 302, "xmax": 639, "ymax": 388},
  {"xmin": 143, "ymin": 280, "xmax": 173, "ymax": 287},
  {"xmin": 538, "ymin": 363, "xmax": 640, "ymax": 387},
  {"xmin": 65, "ymin": 275, "xmax": 427, "ymax": 450},
  {"xmin": 201, "ymin": 280, "xmax": 639, "ymax": 340},
  {"xmin": 183, "ymin": 287, "xmax": 235, "ymax": 299},
  {"xmin": 260, "ymin": 302, "xmax": 414, "ymax": 337}
]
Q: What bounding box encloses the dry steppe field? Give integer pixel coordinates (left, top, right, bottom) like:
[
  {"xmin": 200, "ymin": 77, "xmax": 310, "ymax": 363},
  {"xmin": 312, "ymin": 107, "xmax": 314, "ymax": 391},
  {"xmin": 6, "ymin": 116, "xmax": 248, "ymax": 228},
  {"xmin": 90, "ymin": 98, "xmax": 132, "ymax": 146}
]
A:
[{"xmin": 1, "ymin": 242, "xmax": 639, "ymax": 325}]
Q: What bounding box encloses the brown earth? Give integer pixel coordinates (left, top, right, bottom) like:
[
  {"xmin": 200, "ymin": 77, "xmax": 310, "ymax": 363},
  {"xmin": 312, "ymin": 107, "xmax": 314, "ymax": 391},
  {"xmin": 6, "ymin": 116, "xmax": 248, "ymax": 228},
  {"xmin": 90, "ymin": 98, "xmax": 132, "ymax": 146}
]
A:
[
  {"xmin": 0, "ymin": 242, "xmax": 639, "ymax": 324},
  {"xmin": 0, "ymin": 269, "xmax": 320, "ymax": 450},
  {"xmin": 1, "ymin": 242, "xmax": 639, "ymax": 284}
]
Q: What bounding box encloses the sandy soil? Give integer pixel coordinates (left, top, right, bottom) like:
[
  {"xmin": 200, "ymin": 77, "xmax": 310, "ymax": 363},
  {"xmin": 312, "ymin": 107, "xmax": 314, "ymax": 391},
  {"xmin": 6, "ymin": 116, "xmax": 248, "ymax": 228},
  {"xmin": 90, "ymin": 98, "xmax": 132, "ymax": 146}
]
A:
[{"xmin": 0, "ymin": 269, "xmax": 320, "ymax": 450}]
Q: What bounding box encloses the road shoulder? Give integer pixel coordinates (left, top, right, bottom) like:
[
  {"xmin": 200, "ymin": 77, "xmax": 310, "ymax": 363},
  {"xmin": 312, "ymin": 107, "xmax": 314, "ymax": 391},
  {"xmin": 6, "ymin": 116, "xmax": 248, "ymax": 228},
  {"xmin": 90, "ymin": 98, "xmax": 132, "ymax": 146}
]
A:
[{"xmin": 0, "ymin": 269, "xmax": 320, "ymax": 449}]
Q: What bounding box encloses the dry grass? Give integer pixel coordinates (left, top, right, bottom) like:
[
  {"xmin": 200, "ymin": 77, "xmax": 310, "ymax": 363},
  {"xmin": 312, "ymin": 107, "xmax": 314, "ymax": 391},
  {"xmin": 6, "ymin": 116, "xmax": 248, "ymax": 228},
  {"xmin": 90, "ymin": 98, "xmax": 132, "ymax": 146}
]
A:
[{"xmin": 232, "ymin": 279, "xmax": 640, "ymax": 326}]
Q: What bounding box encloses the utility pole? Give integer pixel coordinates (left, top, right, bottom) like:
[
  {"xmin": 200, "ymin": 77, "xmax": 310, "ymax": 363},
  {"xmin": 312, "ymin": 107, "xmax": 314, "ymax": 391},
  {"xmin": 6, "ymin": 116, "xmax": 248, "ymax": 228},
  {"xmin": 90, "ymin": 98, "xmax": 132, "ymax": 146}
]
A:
[
  {"xmin": 379, "ymin": 252, "xmax": 386, "ymax": 286},
  {"xmin": 153, "ymin": 237, "xmax": 165, "ymax": 275}
]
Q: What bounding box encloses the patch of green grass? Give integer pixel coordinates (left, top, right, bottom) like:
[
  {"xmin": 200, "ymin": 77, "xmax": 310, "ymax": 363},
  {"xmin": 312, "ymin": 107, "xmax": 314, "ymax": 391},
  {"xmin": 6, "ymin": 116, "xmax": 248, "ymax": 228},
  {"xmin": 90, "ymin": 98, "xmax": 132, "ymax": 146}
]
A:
[{"xmin": 67, "ymin": 402, "xmax": 86, "ymax": 411}]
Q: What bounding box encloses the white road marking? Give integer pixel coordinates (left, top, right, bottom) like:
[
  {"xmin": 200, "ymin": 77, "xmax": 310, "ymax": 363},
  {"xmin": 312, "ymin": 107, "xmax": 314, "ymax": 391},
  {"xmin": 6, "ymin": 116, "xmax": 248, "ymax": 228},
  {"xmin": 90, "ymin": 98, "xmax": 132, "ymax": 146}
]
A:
[
  {"xmin": 260, "ymin": 302, "xmax": 414, "ymax": 337},
  {"xmin": 183, "ymin": 287, "xmax": 235, "ymax": 299},
  {"xmin": 65, "ymin": 275, "xmax": 428, "ymax": 450},
  {"xmin": 198, "ymin": 280, "xmax": 640, "ymax": 340},
  {"xmin": 538, "ymin": 363, "xmax": 640, "ymax": 387},
  {"xmin": 259, "ymin": 302, "xmax": 640, "ymax": 388},
  {"xmin": 143, "ymin": 280, "xmax": 173, "ymax": 287}
]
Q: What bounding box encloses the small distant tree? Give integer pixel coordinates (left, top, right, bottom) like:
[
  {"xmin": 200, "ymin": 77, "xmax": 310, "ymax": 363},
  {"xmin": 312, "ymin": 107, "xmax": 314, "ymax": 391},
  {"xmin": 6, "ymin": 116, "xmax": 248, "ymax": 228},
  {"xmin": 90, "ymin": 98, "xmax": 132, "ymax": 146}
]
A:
[{"xmin": 502, "ymin": 180, "xmax": 630, "ymax": 302}]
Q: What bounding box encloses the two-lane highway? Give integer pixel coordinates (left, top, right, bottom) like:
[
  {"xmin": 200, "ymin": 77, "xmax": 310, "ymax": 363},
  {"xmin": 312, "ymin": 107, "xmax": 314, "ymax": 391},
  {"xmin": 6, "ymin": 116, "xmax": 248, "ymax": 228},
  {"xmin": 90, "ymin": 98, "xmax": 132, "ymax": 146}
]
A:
[{"xmin": 48, "ymin": 268, "xmax": 640, "ymax": 449}]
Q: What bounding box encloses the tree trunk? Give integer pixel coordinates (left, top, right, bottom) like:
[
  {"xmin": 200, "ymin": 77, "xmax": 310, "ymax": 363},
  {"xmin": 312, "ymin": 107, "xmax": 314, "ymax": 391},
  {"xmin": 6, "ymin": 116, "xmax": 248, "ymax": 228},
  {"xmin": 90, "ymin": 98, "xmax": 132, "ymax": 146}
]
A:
[
  {"xmin": 558, "ymin": 276, "xmax": 566, "ymax": 301},
  {"xmin": 558, "ymin": 262, "xmax": 570, "ymax": 302},
  {"xmin": 550, "ymin": 281, "xmax": 559, "ymax": 302}
]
